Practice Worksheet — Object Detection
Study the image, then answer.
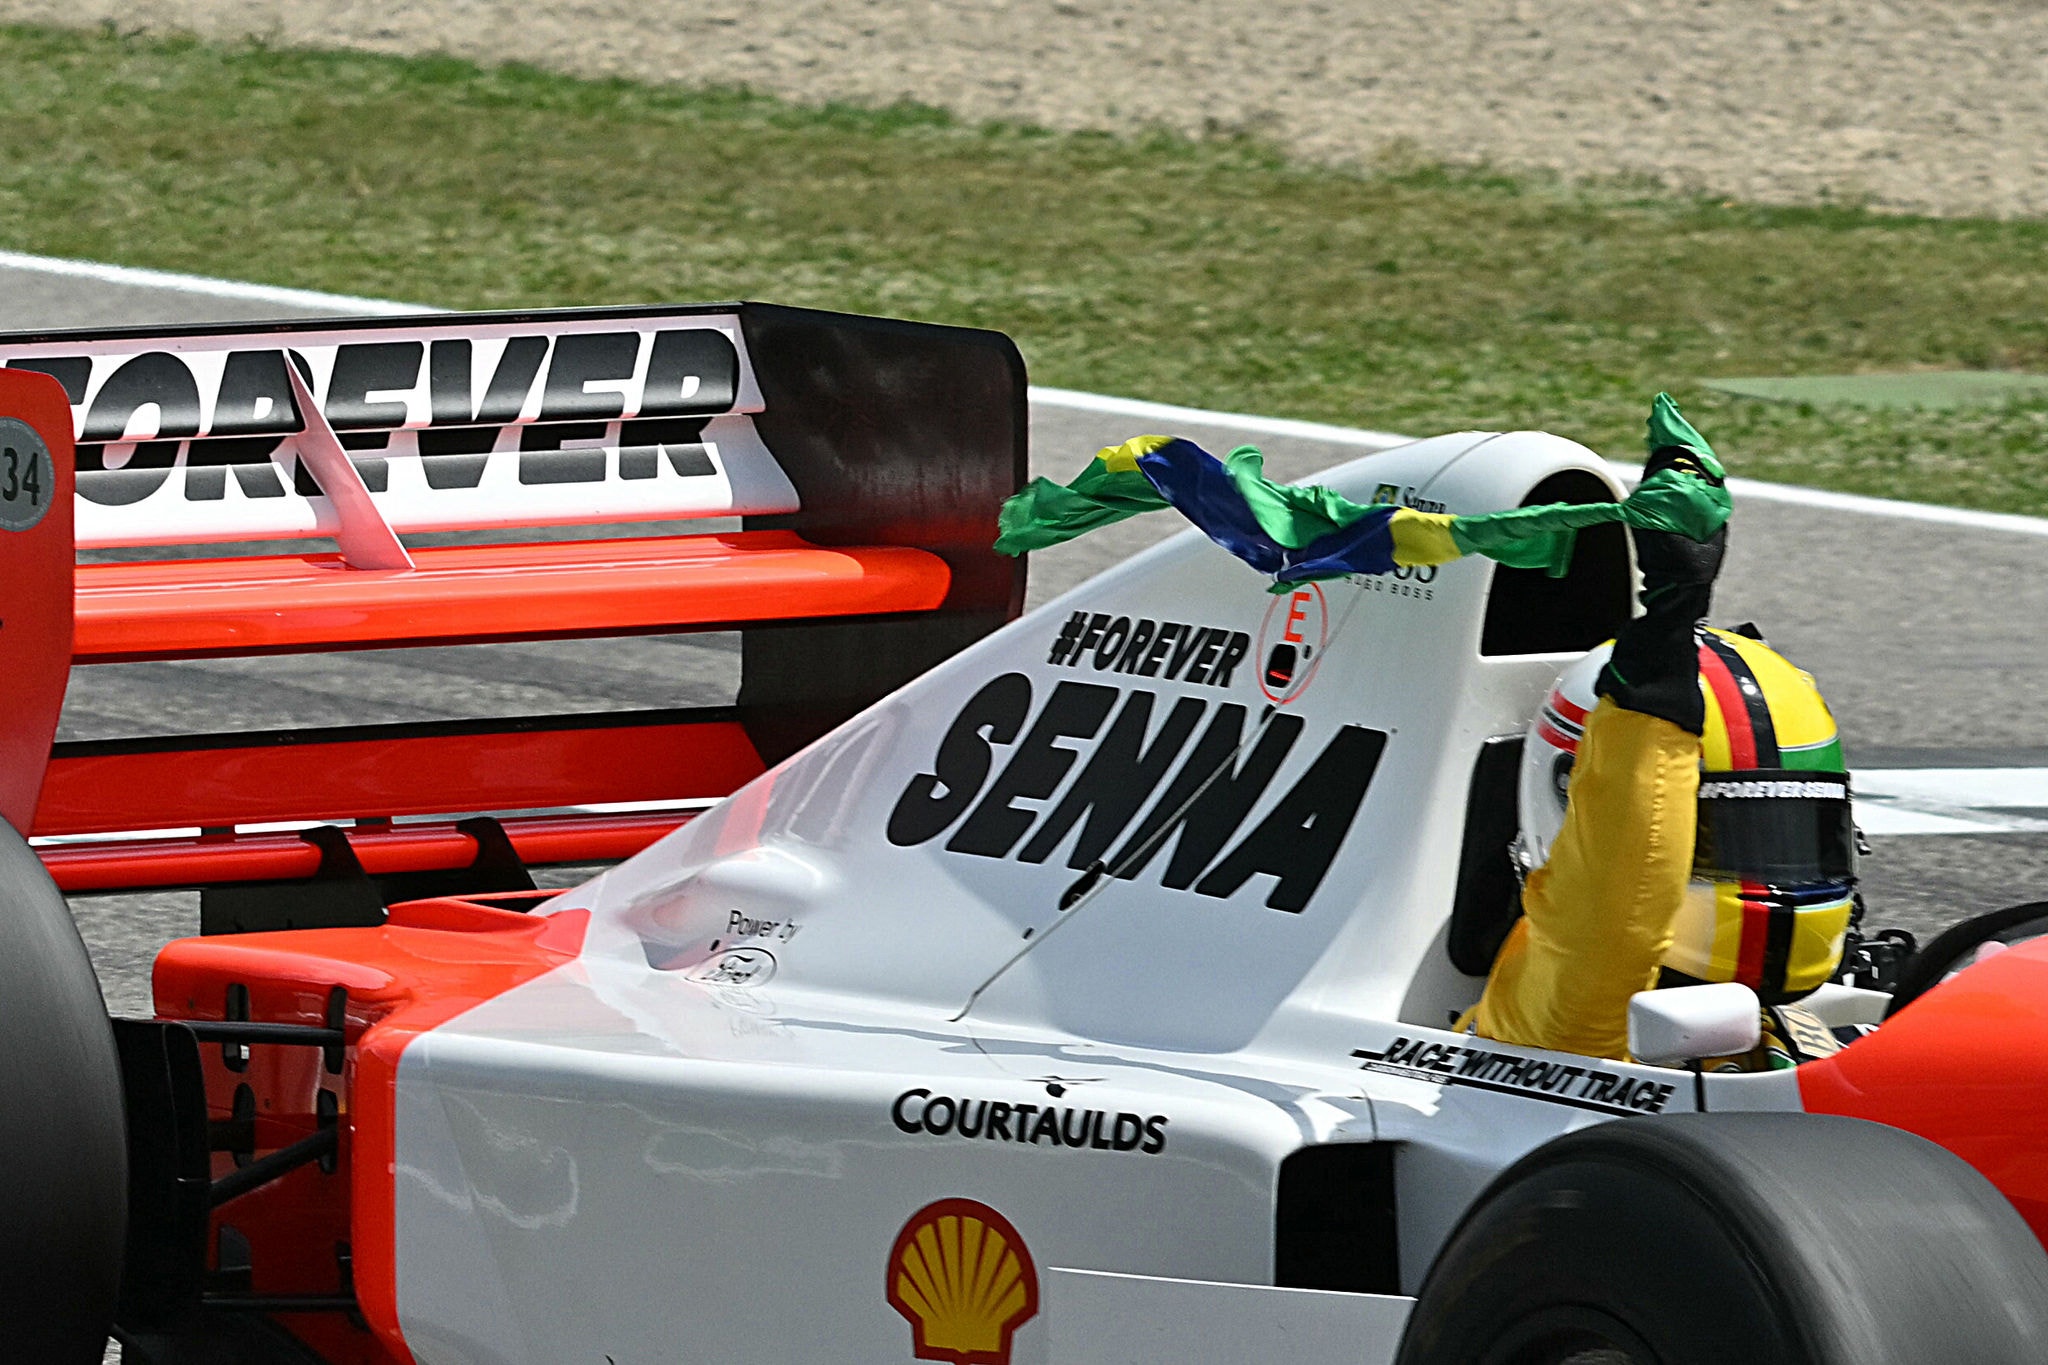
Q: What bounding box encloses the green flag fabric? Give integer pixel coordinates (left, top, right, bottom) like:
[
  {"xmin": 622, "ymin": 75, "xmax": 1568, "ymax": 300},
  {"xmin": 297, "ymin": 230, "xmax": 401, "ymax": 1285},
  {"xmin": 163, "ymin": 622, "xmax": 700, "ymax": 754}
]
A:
[
  {"xmin": 992, "ymin": 394, "xmax": 1731, "ymax": 583},
  {"xmin": 993, "ymin": 435, "xmax": 1172, "ymax": 554},
  {"xmin": 1447, "ymin": 462, "xmax": 1732, "ymax": 577},
  {"xmin": 1646, "ymin": 390, "xmax": 1724, "ymax": 477}
]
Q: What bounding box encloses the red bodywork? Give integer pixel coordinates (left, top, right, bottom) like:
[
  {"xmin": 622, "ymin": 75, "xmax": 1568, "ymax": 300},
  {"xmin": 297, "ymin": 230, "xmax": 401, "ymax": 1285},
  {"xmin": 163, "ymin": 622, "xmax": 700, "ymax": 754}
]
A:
[
  {"xmin": 1800, "ymin": 940, "xmax": 2048, "ymax": 1246},
  {"xmin": 154, "ymin": 895, "xmax": 590, "ymax": 1365}
]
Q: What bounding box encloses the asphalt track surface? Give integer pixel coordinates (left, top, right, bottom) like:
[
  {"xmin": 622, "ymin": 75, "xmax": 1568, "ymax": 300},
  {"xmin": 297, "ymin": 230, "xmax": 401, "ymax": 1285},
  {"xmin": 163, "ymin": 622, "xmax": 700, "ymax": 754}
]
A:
[{"xmin": 6, "ymin": 261, "xmax": 2048, "ymax": 1027}]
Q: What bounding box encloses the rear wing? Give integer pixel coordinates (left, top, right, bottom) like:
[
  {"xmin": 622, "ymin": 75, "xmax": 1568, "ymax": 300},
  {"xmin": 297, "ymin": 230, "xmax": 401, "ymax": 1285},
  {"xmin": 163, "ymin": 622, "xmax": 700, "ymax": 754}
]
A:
[{"xmin": 0, "ymin": 302, "xmax": 1025, "ymax": 899}]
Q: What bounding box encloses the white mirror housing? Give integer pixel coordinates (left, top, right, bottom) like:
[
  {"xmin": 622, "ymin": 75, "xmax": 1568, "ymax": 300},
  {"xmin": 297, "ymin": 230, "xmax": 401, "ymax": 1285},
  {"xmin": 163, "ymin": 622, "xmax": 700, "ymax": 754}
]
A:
[{"xmin": 1628, "ymin": 983, "xmax": 1762, "ymax": 1065}]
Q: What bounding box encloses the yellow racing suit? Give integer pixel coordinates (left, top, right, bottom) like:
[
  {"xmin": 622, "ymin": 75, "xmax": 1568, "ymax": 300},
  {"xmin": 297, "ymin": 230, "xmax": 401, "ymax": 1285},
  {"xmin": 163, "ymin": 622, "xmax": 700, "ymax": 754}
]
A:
[
  {"xmin": 1465, "ymin": 443, "xmax": 1726, "ymax": 1062},
  {"xmin": 1470, "ymin": 701, "xmax": 1701, "ymax": 1060}
]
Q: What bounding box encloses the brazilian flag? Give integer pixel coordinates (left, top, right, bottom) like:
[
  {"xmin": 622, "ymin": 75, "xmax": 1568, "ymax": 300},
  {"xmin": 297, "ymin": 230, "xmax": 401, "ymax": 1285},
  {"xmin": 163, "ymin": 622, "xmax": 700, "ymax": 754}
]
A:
[{"xmin": 997, "ymin": 393, "xmax": 1729, "ymax": 586}]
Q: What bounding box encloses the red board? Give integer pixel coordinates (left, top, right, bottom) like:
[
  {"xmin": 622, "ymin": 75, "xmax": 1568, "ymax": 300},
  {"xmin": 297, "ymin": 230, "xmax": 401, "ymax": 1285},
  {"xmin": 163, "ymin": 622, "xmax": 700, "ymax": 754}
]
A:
[
  {"xmin": 0, "ymin": 369, "xmax": 74, "ymax": 836},
  {"xmin": 39, "ymin": 810, "xmax": 697, "ymax": 893},
  {"xmin": 73, "ymin": 531, "xmax": 949, "ymax": 663},
  {"xmin": 36, "ymin": 716, "xmax": 764, "ymax": 836}
]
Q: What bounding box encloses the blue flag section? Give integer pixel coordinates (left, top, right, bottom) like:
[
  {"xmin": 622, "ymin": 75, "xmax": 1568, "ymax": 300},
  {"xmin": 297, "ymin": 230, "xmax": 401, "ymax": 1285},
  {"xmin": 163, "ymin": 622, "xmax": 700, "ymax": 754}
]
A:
[
  {"xmin": 1133, "ymin": 438, "xmax": 1402, "ymax": 583},
  {"xmin": 1268, "ymin": 510, "xmax": 1404, "ymax": 584}
]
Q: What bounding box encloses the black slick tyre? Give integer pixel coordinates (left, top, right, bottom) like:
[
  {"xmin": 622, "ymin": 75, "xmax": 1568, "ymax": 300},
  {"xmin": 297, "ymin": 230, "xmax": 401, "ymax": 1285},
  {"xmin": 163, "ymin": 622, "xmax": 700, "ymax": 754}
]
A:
[
  {"xmin": 1396, "ymin": 1111, "xmax": 2048, "ymax": 1365},
  {"xmin": 0, "ymin": 818, "xmax": 127, "ymax": 1360}
]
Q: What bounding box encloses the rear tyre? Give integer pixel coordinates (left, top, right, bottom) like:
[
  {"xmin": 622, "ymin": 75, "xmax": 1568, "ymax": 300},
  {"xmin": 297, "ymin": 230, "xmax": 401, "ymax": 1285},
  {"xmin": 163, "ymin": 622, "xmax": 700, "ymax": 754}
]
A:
[
  {"xmin": 0, "ymin": 819, "xmax": 127, "ymax": 1361},
  {"xmin": 1396, "ymin": 1112, "xmax": 2048, "ymax": 1365}
]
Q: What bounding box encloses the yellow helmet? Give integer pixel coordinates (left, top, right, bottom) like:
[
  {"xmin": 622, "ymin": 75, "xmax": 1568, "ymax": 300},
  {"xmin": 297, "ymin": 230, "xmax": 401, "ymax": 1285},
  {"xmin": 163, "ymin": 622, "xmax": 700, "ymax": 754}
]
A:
[{"xmin": 1519, "ymin": 627, "xmax": 1857, "ymax": 1004}]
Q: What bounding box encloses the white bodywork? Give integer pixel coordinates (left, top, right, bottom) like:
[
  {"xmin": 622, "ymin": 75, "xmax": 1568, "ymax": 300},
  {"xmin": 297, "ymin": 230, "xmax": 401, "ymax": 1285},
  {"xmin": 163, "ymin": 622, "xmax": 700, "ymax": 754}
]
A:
[{"xmin": 382, "ymin": 430, "xmax": 1800, "ymax": 1364}]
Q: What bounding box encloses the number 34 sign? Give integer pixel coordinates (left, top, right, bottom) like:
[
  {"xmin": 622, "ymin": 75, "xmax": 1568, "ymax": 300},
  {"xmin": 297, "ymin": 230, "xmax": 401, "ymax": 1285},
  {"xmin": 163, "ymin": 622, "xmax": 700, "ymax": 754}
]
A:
[
  {"xmin": 0, "ymin": 418, "xmax": 52, "ymax": 533},
  {"xmin": 0, "ymin": 373, "xmax": 72, "ymax": 838}
]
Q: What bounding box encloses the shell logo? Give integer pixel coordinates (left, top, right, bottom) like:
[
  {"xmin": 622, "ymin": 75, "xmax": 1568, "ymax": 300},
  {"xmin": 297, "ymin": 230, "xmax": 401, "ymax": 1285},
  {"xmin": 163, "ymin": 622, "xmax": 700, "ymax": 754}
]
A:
[{"xmin": 885, "ymin": 1197, "xmax": 1040, "ymax": 1365}]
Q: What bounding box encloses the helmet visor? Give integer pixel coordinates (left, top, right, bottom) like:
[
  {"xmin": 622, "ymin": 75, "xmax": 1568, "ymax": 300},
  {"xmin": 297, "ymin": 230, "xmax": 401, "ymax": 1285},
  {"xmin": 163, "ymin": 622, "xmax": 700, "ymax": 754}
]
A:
[{"xmin": 1694, "ymin": 769, "xmax": 1856, "ymax": 885}]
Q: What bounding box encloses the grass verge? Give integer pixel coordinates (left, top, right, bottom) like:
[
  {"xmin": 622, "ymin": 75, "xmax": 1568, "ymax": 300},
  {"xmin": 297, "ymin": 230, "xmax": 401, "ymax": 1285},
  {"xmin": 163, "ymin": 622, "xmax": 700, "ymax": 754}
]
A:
[{"xmin": 2, "ymin": 24, "xmax": 2046, "ymax": 512}]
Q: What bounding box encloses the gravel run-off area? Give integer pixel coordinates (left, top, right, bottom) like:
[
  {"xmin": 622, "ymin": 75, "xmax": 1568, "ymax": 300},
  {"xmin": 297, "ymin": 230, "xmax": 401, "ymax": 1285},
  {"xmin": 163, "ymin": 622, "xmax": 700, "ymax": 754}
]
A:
[{"xmin": 4, "ymin": 0, "xmax": 2046, "ymax": 219}]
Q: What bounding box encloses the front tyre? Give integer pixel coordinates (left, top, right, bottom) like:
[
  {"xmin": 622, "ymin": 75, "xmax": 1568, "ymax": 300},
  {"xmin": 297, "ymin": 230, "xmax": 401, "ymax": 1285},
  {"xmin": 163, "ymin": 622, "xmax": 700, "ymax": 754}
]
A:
[
  {"xmin": 0, "ymin": 819, "xmax": 126, "ymax": 1360},
  {"xmin": 1396, "ymin": 1112, "xmax": 2048, "ymax": 1365}
]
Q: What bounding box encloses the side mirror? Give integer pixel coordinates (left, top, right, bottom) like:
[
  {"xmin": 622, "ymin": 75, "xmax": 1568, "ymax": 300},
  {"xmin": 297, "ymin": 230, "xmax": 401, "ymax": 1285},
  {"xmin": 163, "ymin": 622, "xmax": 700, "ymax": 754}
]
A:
[{"xmin": 1628, "ymin": 983, "xmax": 1761, "ymax": 1065}]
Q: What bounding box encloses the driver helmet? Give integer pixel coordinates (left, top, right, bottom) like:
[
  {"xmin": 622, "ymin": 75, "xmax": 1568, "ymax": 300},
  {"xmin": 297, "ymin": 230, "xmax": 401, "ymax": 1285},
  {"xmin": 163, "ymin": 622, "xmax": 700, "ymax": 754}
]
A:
[{"xmin": 1515, "ymin": 627, "xmax": 1856, "ymax": 1005}]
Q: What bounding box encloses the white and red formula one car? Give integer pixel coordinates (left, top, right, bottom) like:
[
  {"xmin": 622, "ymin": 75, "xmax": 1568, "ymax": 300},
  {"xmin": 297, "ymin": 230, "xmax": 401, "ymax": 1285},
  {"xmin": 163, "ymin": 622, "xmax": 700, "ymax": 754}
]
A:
[{"xmin": 2, "ymin": 306, "xmax": 2046, "ymax": 1365}]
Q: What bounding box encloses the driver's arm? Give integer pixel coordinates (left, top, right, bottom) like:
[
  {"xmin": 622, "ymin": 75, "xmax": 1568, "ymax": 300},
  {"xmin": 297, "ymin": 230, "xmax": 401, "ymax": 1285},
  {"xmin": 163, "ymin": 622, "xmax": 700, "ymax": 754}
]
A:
[{"xmin": 1468, "ymin": 455, "xmax": 1725, "ymax": 1060}]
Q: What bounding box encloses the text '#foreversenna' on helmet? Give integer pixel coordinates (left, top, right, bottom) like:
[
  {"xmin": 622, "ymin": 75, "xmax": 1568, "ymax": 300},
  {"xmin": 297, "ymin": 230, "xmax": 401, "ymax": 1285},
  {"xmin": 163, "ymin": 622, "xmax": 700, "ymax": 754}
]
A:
[{"xmin": 1516, "ymin": 627, "xmax": 1855, "ymax": 1005}]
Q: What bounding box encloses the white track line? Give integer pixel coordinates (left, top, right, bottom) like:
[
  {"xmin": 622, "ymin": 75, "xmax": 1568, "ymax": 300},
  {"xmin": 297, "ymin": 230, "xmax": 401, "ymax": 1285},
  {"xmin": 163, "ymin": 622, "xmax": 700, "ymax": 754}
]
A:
[
  {"xmin": 1028, "ymin": 384, "xmax": 1411, "ymax": 449},
  {"xmin": 6, "ymin": 250, "xmax": 2048, "ymax": 539},
  {"xmin": 1860, "ymin": 768, "xmax": 2048, "ymax": 808},
  {"xmin": 1719, "ymin": 477, "xmax": 2048, "ymax": 538},
  {"xmin": 0, "ymin": 249, "xmax": 432, "ymax": 317},
  {"xmin": 1854, "ymin": 769, "xmax": 2048, "ymax": 835},
  {"xmin": 1030, "ymin": 392, "xmax": 2048, "ymax": 540}
]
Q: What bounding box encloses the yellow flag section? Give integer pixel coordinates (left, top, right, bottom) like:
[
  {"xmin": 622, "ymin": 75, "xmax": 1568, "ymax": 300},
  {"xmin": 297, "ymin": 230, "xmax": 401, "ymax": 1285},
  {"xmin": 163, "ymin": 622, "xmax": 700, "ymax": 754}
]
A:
[{"xmin": 1387, "ymin": 508, "xmax": 1463, "ymax": 567}]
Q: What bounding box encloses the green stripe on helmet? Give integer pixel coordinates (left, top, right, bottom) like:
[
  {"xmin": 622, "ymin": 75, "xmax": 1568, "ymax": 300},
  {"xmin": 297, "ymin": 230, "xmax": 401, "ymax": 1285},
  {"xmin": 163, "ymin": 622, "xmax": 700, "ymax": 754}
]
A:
[{"xmin": 1780, "ymin": 736, "xmax": 1845, "ymax": 774}]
